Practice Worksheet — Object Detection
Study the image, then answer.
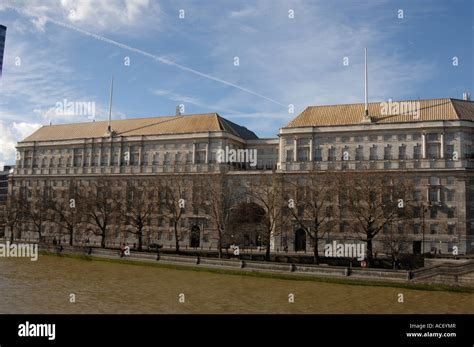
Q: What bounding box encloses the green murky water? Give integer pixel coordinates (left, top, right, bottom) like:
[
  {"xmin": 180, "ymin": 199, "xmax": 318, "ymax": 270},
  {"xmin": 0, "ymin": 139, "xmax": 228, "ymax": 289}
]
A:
[{"xmin": 0, "ymin": 255, "xmax": 472, "ymax": 314}]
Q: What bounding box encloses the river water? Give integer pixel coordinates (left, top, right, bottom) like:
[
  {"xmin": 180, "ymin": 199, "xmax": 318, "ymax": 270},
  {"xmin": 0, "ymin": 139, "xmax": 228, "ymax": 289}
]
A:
[{"xmin": 0, "ymin": 255, "xmax": 472, "ymax": 314}]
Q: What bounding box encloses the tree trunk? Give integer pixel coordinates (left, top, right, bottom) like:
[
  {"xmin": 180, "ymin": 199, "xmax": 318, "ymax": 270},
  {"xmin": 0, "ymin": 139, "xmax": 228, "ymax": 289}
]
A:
[
  {"xmin": 367, "ymin": 237, "xmax": 373, "ymax": 266},
  {"xmin": 265, "ymin": 233, "xmax": 271, "ymax": 261},
  {"xmin": 101, "ymin": 229, "xmax": 106, "ymax": 248},
  {"xmin": 137, "ymin": 230, "xmax": 143, "ymax": 251},
  {"xmin": 313, "ymin": 238, "xmax": 319, "ymax": 264},
  {"xmin": 174, "ymin": 222, "xmax": 180, "ymax": 253},
  {"xmin": 217, "ymin": 227, "xmax": 222, "ymax": 259}
]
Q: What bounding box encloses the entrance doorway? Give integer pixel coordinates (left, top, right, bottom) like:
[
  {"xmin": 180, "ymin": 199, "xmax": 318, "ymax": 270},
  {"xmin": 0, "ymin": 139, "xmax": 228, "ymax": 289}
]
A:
[
  {"xmin": 190, "ymin": 225, "xmax": 200, "ymax": 248},
  {"xmin": 294, "ymin": 229, "xmax": 306, "ymax": 252}
]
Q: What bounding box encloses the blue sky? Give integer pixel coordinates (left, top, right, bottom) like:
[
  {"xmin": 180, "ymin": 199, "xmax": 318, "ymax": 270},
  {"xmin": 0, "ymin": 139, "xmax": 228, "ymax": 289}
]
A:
[{"xmin": 0, "ymin": 0, "xmax": 473, "ymax": 165}]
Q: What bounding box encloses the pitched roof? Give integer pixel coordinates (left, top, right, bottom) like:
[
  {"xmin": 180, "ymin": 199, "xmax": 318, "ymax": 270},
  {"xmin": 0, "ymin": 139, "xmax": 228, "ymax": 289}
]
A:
[
  {"xmin": 285, "ymin": 98, "xmax": 474, "ymax": 128},
  {"xmin": 21, "ymin": 113, "xmax": 259, "ymax": 142}
]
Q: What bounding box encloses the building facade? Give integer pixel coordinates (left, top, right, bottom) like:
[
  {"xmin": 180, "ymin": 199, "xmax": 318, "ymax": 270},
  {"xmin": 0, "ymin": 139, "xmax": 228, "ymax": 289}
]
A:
[{"xmin": 6, "ymin": 98, "xmax": 474, "ymax": 255}]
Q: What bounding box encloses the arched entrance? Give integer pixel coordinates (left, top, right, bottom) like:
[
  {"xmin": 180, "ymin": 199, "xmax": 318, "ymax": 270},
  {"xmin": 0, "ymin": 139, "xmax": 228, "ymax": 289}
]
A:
[
  {"xmin": 294, "ymin": 229, "xmax": 306, "ymax": 252},
  {"xmin": 227, "ymin": 202, "xmax": 266, "ymax": 248},
  {"xmin": 190, "ymin": 225, "xmax": 200, "ymax": 248}
]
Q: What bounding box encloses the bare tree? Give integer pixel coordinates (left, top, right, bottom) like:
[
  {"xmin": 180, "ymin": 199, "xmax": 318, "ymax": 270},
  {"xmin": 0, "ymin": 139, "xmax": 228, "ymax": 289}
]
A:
[
  {"xmin": 24, "ymin": 187, "xmax": 51, "ymax": 243},
  {"xmin": 2, "ymin": 192, "xmax": 26, "ymax": 242},
  {"xmin": 202, "ymin": 173, "xmax": 235, "ymax": 258},
  {"xmin": 246, "ymin": 173, "xmax": 285, "ymax": 261},
  {"xmin": 120, "ymin": 181, "xmax": 156, "ymax": 251},
  {"xmin": 160, "ymin": 175, "xmax": 191, "ymax": 253},
  {"xmin": 47, "ymin": 181, "xmax": 84, "ymax": 246},
  {"xmin": 83, "ymin": 179, "xmax": 121, "ymax": 248},
  {"xmin": 285, "ymin": 172, "xmax": 336, "ymax": 264},
  {"xmin": 380, "ymin": 223, "xmax": 411, "ymax": 268},
  {"xmin": 336, "ymin": 172, "xmax": 415, "ymax": 266}
]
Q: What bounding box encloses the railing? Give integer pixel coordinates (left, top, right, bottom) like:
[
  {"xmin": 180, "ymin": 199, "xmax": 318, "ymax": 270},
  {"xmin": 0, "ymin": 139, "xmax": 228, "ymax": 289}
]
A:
[
  {"xmin": 279, "ymin": 159, "xmax": 474, "ymax": 171},
  {"xmin": 12, "ymin": 159, "xmax": 474, "ymax": 176},
  {"xmin": 411, "ymin": 260, "xmax": 474, "ymax": 280}
]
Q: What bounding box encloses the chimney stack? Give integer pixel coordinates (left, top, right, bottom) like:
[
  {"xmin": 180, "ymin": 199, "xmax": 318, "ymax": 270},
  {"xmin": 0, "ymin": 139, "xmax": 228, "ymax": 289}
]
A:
[
  {"xmin": 176, "ymin": 105, "xmax": 182, "ymax": 116},
  {"xmin": 462, "ymin": 91, "xmax": 471, "ymax": 101}
]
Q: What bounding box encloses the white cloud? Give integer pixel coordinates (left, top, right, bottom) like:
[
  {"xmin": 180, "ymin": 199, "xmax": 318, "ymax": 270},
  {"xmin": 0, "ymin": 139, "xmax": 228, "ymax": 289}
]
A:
[
  {"xmin": 3, "ymin": 0, "xmax": 160, "ymax": 33},
  {"xmin": 0, "ymin": 120, "xmax": 42, "ymax": 165}
]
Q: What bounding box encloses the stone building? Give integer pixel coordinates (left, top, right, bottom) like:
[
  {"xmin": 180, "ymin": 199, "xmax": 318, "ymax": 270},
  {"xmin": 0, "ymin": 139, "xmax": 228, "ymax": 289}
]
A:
[{"xmin": 6, "ymin": 97, "xmax": 474, "ymax": 255}]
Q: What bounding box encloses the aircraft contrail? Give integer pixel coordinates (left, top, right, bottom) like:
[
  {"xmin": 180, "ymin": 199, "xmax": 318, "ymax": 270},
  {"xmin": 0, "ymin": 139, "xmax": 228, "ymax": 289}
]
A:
[{"xmin": 5, "ymin": 4, "xmax": 288, "ymax": 108}]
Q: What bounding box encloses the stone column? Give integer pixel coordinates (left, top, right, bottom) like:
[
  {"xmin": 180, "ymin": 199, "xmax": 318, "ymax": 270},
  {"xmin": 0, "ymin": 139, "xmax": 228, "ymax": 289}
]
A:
[
  {"xmin": 98, "ymin": 146, "xmax": 102, "ymax": 167},
  {"xmin": 192, "ymin": 143, "xmax": 196, "ymax": 164},
  {"xmin": 88, "ymin": 146, "xmax": 93, "ymax": 167},
  {"xmin": 138, "ymin": 141, "xmax": 143, "ymax": 166},
  {"xmin": 293, "ymin": 138, "xmax": 297, "ymax": 162},
  {"xmin": 440, "ymin": 133, "xmax": 444, "ymax": 159},
  {"xmin": 422, "ymin": 133, "xmax": 426, "ymax": 159},
  {"xmin": 309, "ymin": 138, "xmax": 313, "ymax": 161},
  {"xmin": 81, "ymin": 144, "xmax": 85, "ymax": 167},
  {"xmin": 108, "ymin": 141, "xmax": 112, "ymax": 166},
  {"xmin": 278, "ymin": 136, "xmax": 284, "ymax": 165}
]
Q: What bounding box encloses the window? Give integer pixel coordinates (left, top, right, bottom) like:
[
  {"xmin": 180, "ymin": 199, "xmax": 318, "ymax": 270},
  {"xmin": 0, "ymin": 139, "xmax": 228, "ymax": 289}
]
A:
[
  {"xmin": 427, "ymin": 143, "xmax": 439, "ymax": 159},
  {"xmin": 369, "ymin": 146, "xmax": 377, "ymax": 160},
  {"xmin": 314, "ymin": 148, "xmax": 322, "ymax": 161},
  {"xmin": 446, "ymin": 145, "xmax": 455, "ymax": 160},
  {"xmin": 163, "ymin": 153, "xmax": 170, "ymax": 164},
  {"xmin": 297, "ymin": 148, "xmax": 309, "ymax": 162},
  {"xmin": 328, "ymin": 148, "xmax": 336, "ymax": 161},
  {"xmin": 430, "ymin": 207, "xmax": 437, "ymax": 219},
  {"xmin": 412, "ymin": 134, "xmax": 421, "ymax": 141},
  {"xmin": 413, "ymin": 207, "xmax": 421, "ymax": 218},
  {"xmin": 355, "ymin": 146, "xmax": 364, "ymax": 160},
  {"xmin": 286, "ymin": 150, "xmax": 294, "ymax": 162},
  {"xmin": 339, "ymin": 223, "xmax": 349, "ymax": 233},
  {"xmin": 397, "ymin": 224, "xmax": 405, "ymax": 234},
  {"xmin": 447, "ymin": 224, "xmax": 455, "ymax": 235},
  {"xmin": 384, "ymin": 145, "xmax": 392, "ymax": 160},
  {"xmin": 447, "ymin": 209, "xmax": 455, "ymax": 218},
  {"xmin": 369, "ymin": 135, "xmax": 378, "ymax": 142},
  {"xmin": 297, "ymin": 138, "xmax": 310, "ymax": 146},
  {"xmin": 413, "ymin": 224, "xmax": 421, "ymax": 234},
  {"xmin": 429, "ymin": 176, "xmax": 440, "ymax": 186},
  {"xmin": 447, "ymin": 190, "xmax": 455, "ymax": 202},
  {"xmin": 195, "ymin": 151, "xmax": 206, "ymax": 164},
  {"xmin": 413, "ymin": 191, "xmax": 422, "ymax": 201},
  {"xmin": 413, "ymin": 145, "xmax": 421, "ymax": 159},
  {"xmin": 399, "ymin": 145, "xmax": 406, "ymax": 160},
  {"xmin": 383, "ymin": 224, "xmax": 390, "ymax": 234},
  {"xmin": 430, "ymin": 224, "xmax": 438, "ymax": 234},
  {"xmin": 429, "ymin": 187, "xmax": 438, "ymax": 202},
  {"xmin": 427, "ymin": 133, "xmax": 438, "ymax": 141},
  {"xmin": 446, "ymin": 176, "xmax": 455, "ymax": 185},
  {"xmin": 397, "ymin": 134, "xmax": 407, "ymax": 141},
  {"xmin": 341, "ymin": 147, "xmax": 349, "ymax": 160},
  {"xmin": 186, "ymin": 152, "xmax": 193, "ymax": 164}
]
